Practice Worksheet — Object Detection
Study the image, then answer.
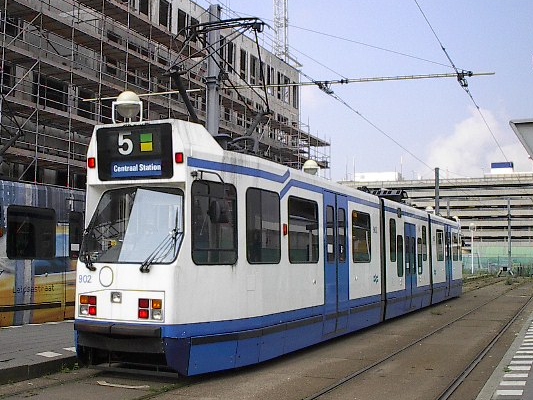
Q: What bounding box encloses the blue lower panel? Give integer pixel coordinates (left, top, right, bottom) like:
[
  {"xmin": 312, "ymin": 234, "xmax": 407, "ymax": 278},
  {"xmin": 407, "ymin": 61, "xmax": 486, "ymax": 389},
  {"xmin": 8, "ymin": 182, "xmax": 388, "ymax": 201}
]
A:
[
  {"xmin": 431, "ymin": 282, "xmax": 449, "ymax": 304},
  {"xmin": 348, "ymin": 300, "xmax": 382, "ymax": 331},
  {"xmin": 189, "ymin": 337, "xmax": 237, "ymax": 375},
  {"xmin": 259, "ymin": 328, "xmax": 285, "ymax": 362},
  {"xmin": 284, "ymin": 319, "xmax": 323, "ymax": 354},
  {"xmin": 412, "ymin": 286, "xmax": 432, "ymax": 310},
  {"xmin": 235, "ymin": 335, "xmax": 260, "ymax": 368},
  {"xmin": 449, "ymin": 279, "xmax": 463, "ymax": 298},
  {"xmin": 167, "ymin": 315, "xmax": 325, "ymax": 376},
  {"xmin": 385, "ymin": 295, "xmax": 408, "ymax": 320}
]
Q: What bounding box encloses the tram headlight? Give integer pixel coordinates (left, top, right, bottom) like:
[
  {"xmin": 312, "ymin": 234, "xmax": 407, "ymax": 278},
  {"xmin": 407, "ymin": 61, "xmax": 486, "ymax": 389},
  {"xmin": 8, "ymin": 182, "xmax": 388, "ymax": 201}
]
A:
[
  {"xmin": 111, "ymin": 291, "xmax": 122, "ymax": 303},
  {"xmin": 151, "ymin": 309, "xmax": 163, "ymax": 320}
]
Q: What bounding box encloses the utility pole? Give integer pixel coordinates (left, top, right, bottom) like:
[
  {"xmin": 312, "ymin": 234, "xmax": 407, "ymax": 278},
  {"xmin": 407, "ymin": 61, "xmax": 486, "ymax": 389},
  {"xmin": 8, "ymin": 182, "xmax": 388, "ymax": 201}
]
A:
[
  {"xmin": 205, "ymin": 4, "xmax": 221, "ymax": 136},
  {"xmin": 434, "ymin": 167, "xmax": 440, "ymax": 215},
  {"xmin": 508, "ymin": 198, "xmax": 512, "ymax": 271}
]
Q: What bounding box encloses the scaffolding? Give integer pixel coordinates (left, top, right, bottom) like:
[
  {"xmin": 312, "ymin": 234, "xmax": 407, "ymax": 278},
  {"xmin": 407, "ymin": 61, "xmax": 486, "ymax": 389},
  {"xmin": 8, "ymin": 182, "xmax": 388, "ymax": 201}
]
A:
[{"xmin": 0, "ymin": 0, "xmax": 330, "ymax": 188}]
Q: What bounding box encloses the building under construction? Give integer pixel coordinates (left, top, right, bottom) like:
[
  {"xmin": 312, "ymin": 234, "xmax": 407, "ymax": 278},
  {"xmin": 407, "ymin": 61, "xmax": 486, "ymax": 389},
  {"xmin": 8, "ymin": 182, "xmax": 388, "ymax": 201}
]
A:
[{"xmin": 0, "ymin": 0, "xmax": 330, "ymax": 188}]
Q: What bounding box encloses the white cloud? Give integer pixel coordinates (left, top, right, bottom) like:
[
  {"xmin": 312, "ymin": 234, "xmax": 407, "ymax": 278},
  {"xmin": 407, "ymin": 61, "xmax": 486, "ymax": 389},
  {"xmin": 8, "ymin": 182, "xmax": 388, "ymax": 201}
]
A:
[{"xmin": 425, "ymin": 108, "xmax": 531, "ymax": 177}]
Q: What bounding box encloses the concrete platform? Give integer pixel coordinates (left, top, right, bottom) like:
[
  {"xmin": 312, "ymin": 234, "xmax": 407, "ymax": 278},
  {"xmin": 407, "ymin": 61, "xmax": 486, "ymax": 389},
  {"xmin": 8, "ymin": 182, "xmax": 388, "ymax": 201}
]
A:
[
  {"xmin": 477, "ymin": 312, "xmax": 533, "ymax": 400},
  {"xmin": 0, "ymin": 320, "xmax": 77, "ymax": 385}
]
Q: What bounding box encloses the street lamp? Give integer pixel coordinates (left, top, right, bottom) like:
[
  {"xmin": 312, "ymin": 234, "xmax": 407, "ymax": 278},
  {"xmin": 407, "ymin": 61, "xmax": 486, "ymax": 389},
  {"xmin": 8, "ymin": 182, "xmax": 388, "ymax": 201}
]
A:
[{"xmin": 469, "ymin": 222, "xmax": 476, "ymax": 274}]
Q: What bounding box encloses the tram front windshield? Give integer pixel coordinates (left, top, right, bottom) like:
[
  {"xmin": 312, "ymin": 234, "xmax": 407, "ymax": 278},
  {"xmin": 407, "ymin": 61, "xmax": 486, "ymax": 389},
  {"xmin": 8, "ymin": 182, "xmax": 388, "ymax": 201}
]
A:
[{"xmin": 80, "ymin": 187, "xmax": 183, "ymax": 264}]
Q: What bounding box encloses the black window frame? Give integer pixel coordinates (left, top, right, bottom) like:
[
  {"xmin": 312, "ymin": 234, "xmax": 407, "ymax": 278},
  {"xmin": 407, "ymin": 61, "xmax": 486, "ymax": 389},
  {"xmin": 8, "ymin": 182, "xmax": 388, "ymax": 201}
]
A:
[
  {"xmin": 246, "ymin": 188, "xmax": 281, "ymax": 264},
  {"xmin": 191, "ymin": 180, "xmax": 237, "ymax": 265},
  {"xmin": 288, "ymin": 196, "xmax": 319, "ymax": 263},
  {"xmin": 352, "ymin": 210, "xmax": 371, "ymax": 263}
]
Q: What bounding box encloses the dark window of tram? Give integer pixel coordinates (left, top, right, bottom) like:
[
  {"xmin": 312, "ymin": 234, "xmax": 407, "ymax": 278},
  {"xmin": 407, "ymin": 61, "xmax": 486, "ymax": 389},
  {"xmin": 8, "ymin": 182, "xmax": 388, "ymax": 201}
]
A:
[
  {"xmin": 422, "ymin": 225, "xmax": 428, "ymax": 261},
  {"xmin": 352, "ymin": 210, "xmax": 371, "ymax": 262},
  {"xmin": 452, "ymin": 233, "xmax": 459, "ymax": 261},
  {"xmin": 389, "ymin": 218, "xmax": 396, "ymax": 262},
  {"xmin": 326, "ymin": 206, "xmax": 347, "ymax": 262},
  {"xmin": 458, "ymin": 234, "xmax": 463, "ymax": 261},
  {"xmin": 417, "ymin": 237, "xmax": 423, "ymax": 274},
  {"xmin": 246, "ymin": 188, "xmax": 280, "ymax": 264},
  {"xmin": 288, "ymin": 197, "xmax": 318, "ymax": 263},
  {"xmin": 396, "ymin": 235, "xmax": 404, "ymax": 277},
  {"xmin": 7, "ymin": 206, "xmax": 56, "ymax": 259},
  {"xmin": 191, "ymin": 181, "xmax": 237, "ymax": 265},
  {"xmin": 405, "ymin": 235, "xmax": 415, "ymax": 275},
  {"xmin": 436, "ymin": 229, "xmax": 444, "ymax": 261},
  {"xmin": 338, "ymin": 208, "xmax": 346, "ymax": 262},
  {"xmin": 326, "ymin": 206, "xmax": 334, "ymax": 262}
]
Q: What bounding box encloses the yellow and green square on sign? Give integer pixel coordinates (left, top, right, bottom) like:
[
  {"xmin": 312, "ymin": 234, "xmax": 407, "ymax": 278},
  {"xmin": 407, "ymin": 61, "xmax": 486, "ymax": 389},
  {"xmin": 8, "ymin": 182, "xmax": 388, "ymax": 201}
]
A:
[{"xmin": 140, "ymin": 133, "xmax": 153, "ymax": 152}]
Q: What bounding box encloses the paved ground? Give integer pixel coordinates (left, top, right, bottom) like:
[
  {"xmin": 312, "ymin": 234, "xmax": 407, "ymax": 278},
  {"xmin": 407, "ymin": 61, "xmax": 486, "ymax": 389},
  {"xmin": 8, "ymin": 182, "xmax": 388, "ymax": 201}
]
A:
[
  {"xmin": 0, "ymin": 320, "xmax": 77, "ymax": 384},
  {"xmin": 3, "ymin": 311, "xmax": 533, "ymax": 399}
]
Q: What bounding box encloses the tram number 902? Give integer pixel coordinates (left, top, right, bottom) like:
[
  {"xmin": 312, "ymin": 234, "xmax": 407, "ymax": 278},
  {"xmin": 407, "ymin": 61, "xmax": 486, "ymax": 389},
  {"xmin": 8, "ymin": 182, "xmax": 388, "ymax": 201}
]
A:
[{"xmin": 78, "ymin": 275, "xmax": 92, "ymax": 284}]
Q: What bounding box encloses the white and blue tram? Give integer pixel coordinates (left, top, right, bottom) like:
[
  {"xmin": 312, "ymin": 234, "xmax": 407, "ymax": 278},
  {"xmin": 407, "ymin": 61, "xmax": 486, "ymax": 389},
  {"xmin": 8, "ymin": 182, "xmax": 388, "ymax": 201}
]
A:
[{"xmin": 74, "ymin": 118, "xmax": 462, "ymax": 376}]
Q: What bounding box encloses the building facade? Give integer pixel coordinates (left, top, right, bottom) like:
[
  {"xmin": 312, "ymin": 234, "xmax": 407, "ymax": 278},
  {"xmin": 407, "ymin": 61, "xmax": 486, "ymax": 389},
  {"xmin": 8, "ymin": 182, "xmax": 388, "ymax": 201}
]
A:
[
  {"xmin": 341, "ymin": 172, "xmax": 533, "ymax": 270},
  {"xmin": 0, "ymin": 0, "xmax": 329, "ymax": 188}
]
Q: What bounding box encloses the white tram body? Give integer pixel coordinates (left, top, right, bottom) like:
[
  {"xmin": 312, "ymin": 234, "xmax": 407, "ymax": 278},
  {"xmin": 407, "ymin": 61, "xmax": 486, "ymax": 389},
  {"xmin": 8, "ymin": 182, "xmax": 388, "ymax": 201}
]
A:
[{"xmin": 74, "ymin": 119, "xmax": 462, "ymax": 375}]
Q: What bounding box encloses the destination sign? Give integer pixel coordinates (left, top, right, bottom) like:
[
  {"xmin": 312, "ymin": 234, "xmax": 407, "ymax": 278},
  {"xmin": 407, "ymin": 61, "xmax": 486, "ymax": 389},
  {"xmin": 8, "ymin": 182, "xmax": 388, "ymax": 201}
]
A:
[
  {"xmin": 96, "ymin": 123, "xmax": 173, "ymax": 180},
  {"xmin": 111, "ymin": 160, "xmax": 163, "ymax": 178}
]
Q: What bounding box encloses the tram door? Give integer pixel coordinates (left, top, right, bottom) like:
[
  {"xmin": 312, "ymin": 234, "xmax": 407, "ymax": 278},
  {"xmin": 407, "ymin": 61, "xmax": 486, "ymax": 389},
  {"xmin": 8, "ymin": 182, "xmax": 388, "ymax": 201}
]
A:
[
  {"xmin": 444, "ymin": 227, "xmax": 453, "ymax": 297},
  {"xmin": 404, "ymin": 223, "xmax": 416, "ymax": 310},
  {"xmin": 323, "ymin": 192, "xmax": 349, "ymax": 336}
]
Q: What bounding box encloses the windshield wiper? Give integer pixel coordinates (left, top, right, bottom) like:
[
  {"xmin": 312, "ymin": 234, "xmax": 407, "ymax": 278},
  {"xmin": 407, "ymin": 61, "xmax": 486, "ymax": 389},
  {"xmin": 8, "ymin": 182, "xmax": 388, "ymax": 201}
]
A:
[
  {"xmin": 79, "ymin": 227, "xmax": 97, "ymax": 271},
  {"xmin": 139, "ymin": 229, "xmax": 183, "ymax": 273},
  {"xmin": 81, "ymin": 252, "xmax": 96, "ymax": 271}
]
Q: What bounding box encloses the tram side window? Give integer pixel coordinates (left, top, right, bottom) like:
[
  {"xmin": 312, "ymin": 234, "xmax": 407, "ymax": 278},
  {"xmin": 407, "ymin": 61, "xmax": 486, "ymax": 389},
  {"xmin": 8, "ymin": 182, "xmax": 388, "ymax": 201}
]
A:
[
  {"xmin": 7, "ymin": 206, "xmax": 56, "ymax": 259},
  {"xmin": 422, "ymin": 226, "xmax": 428, "ymax": 261},
  {"xmin": 436, "ymin": 229, "xmax": 444, "ymax": 261},
  {"xmin": 191, "ymin": 180, "xmax": 237, "ymax": 265},
  {"xmin": 459, "ymin": 235, "xmax": 463, "ymax": 261},
  {"xmin": 417, "ymin": 237, "xmax": 423, "ymax": 274},
  {"xmin": 326, "ymin": 206, "xmax": 335, "ymax": 263},
  {"xmin": 338, "ymin": 208, "xmax": 346, "ymax": 262},
  {"xmin": 246, "ymin": 188, "xmax": 280, "ymax": 264},
  {"xmin": 389, "ymin": 218, "xmax": 396, "ymax": 262},
  {"xmin": 452, "ymin": 233, "xmax": 459, "ymax": 261},
  {"xmin": 397, "ymin": 235, "xmax": 404, "ymax": 277},
  {"xmin": 288, "ymin": 196, "xmax": 319, "ymax": 263},
  {"xmin": 352, "ymin": 210, "xmax": 371, "ymax": 262}
]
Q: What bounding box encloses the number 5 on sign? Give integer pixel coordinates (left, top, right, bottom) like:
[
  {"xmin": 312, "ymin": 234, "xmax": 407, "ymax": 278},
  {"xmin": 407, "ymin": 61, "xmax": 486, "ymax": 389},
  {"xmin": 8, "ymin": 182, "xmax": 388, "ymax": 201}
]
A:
[{"xmin": 118, "ymin": 132, "xmax": 133, "ymax": 155}]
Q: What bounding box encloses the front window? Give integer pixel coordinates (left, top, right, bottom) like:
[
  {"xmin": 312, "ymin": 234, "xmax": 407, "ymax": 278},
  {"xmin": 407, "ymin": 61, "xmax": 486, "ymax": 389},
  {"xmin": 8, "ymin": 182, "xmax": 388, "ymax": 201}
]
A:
[{"xmin": 80, "ymin": 187, "xmax": 183, "ymax": 264}]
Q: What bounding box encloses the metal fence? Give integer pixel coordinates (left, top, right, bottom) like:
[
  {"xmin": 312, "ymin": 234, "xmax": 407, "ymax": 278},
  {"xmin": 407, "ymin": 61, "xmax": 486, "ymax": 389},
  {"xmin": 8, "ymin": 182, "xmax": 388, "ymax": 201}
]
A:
[{"xmin": 463, "ymin": 255, "xmax": 533, "ymax": 276}]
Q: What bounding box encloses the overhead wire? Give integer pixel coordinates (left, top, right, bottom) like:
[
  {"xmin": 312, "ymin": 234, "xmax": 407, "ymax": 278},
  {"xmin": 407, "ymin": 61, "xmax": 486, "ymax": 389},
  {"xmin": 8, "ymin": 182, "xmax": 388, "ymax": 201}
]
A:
[
  {"xmin": 413, "ymin": 0, "xmax": 508, "ymax": 163},
  {"xmin": 202, "ymin": 1, "xmax": 497, "ymax": 185}
]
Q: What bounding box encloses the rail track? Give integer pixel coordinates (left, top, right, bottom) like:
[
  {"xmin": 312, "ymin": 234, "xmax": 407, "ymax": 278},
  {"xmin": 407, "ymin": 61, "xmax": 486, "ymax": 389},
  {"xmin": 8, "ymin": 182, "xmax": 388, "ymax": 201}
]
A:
[
  {"xmin": 1, "ymin": 276, "xmax": 531, "ymax": 400},
  {"xmin": 303, "ymin": 277, "xmax": 533, "ymax": 400}
]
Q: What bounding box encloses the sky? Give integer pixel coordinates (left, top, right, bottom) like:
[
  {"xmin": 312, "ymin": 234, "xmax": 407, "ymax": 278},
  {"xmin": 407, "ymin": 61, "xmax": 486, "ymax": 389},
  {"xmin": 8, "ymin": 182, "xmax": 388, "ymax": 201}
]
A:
[{"xmin": 197, "ymin": 0, "xmax": 533, "ymax": 181}]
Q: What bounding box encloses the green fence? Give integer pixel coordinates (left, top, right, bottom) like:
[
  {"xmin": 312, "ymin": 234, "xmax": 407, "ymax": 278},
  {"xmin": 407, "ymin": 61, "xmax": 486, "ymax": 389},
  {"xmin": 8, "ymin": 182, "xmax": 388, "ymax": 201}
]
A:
[{"xmin": 463, "ymin": 255, "xmax": 533, "ymax": 276}]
